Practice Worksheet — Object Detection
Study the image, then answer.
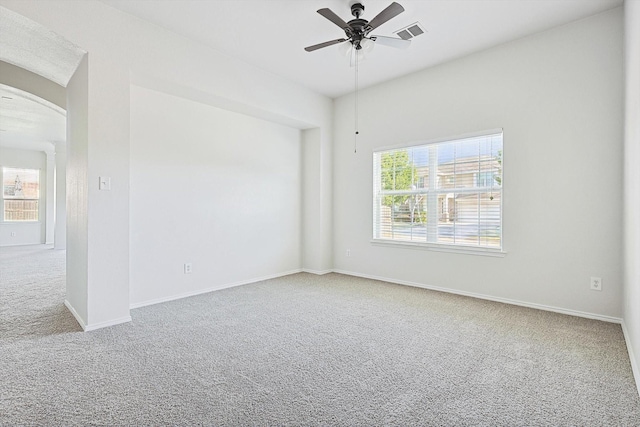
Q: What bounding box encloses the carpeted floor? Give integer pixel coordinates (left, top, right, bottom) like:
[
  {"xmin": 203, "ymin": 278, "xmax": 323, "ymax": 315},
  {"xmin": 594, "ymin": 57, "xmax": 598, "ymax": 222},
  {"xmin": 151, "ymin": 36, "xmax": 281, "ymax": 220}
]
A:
[{"xmin": 1, "ymin": 245, "xmax": 639, "ymax": 426}]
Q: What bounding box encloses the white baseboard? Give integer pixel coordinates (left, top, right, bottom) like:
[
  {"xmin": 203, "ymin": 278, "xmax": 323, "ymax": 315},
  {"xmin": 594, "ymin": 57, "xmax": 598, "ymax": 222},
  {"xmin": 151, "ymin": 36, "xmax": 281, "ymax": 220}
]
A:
[
  {"xmin": 0, "ymin": 242, "xmax": 46, "ymax": 247},
  {"xmin": 64, "ymin": 299, "xmax": 86, "ymax": 330},
  {"xmin": 302, "ymin": 268, "xmax": 333, "ymax": 275},
  {"xmin": 65, "ymin": 300, "xmax": 132, "ymax": 331},
  {"xmin": 84, "ymin": 316, "xmax": 132, "ymax": 332},
  {"xmin": 621, "ymin": 320, "xmax": 640, "ymax": 398},
  {"xmin": 332, "ymin": 269, "xmax": 623, "ymax": 324},
  {"xmin": 130, "ymin": 269, "xmax": 303, "ymax": 310}
]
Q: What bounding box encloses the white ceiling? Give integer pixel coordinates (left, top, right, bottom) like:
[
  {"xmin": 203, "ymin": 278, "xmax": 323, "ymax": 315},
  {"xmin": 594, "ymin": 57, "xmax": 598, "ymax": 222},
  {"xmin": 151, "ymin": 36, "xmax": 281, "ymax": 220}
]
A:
[
  {"xmin": 99, "ymin": 0, "xmax": 622, "ymax": 98},
  {"xmin": 0, "ymin": 6, "xmax": 85, "ymax": 87},
  {"xmin": 0, "ymin": 0, "xmax": 623, "ymax": 155},
  {"xmin": 0, "ymin": 7, "xmax": 78, "ymax": 154},
  {"xmin": 0, "ymin": 84, "xmax": 66, "ymax": 153}
]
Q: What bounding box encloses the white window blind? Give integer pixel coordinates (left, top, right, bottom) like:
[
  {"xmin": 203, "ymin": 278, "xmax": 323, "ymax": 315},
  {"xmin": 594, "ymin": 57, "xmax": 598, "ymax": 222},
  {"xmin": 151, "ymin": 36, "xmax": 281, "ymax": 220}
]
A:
[{"xmin": 373, "ymin": 132, "xmax": 503, "ymax": 251}]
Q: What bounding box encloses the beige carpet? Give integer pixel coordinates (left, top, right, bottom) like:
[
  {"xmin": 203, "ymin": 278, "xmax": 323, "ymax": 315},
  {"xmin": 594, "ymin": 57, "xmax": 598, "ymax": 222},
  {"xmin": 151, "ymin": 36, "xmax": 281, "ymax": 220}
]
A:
[{"xmin": 1, "ymin": 244, "xmax": 639, "ymax": 425}]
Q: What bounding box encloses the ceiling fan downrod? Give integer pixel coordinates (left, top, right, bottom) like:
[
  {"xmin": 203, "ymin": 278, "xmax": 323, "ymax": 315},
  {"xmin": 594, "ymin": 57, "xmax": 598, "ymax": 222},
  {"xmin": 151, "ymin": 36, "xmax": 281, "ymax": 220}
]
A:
[
  {"xmin": 347, "ymin": 3, "xmax": 368, "ymax": 49},
  {"xmin": 351, "ymin": 2, "xmax": 365, "ymax": 19}
]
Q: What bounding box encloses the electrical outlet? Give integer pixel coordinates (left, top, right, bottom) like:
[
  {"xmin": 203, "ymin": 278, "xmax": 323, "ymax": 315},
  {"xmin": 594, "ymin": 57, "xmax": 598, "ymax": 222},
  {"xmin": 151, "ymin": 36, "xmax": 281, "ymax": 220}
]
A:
[
  {"xmin": 590, "ymin": 277, "xmax": 602, "ymax": 291},
  {"xmin": 346, "ymin": 249, "xmax": 351, "ymax": 257},
  {"xmin": 10, "ymin": 231, "xmax": 16, "ymax": 237},
  {"xmin": 184, "ymin": 263, "xmax": 193, "ymax": 274}
]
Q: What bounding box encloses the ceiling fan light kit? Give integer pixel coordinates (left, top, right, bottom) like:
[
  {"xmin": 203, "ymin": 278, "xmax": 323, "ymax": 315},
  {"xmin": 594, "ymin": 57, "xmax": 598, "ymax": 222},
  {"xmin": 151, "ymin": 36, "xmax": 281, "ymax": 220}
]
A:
[{"xmin": 338, "ymin": 37, "xmax": 374, "ymax": 64}]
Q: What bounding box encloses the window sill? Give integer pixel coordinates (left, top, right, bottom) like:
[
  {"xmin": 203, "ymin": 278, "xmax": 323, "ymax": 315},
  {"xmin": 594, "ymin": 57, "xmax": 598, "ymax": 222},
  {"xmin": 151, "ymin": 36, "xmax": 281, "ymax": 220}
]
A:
[
  {"xmin": 0, "ymin": 221, "xmax": 41, "ymax": 224},
  {"xmin": 370, "ymin": 239, "xmax": 507, "ymax": 257}
]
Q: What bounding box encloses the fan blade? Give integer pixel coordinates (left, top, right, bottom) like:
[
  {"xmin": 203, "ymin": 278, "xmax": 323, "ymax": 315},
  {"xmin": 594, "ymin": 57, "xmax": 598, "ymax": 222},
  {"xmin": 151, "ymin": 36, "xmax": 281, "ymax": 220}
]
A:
[
  {"xmin": 304, "ymin": 38, "xmax": 347, "ymax": 52},
  {"xmin": 371, "ymin": 35, "xmax": 411, "ymax": 49},
  {"xmin": 317, "ymin": 8, "xmax": 350, "ymax": 30},
  {"xmin": 367, "ymin": 2, "xmax": 405, "ymax": 31}
]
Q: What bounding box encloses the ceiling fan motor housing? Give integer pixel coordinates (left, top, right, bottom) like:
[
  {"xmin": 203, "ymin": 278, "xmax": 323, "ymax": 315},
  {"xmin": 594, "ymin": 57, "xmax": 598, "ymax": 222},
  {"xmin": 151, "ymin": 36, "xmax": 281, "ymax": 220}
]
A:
[{"xmin": 346, "ymin": 19, "xmax": 369, "ymax": 48}]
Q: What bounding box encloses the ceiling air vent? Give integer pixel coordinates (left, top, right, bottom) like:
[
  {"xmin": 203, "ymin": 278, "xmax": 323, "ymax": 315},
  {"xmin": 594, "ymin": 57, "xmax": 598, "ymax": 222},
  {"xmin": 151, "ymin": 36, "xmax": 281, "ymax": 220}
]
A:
[{"xmin": 394, "ymin": 22, "xmax": 426, "ymax": 40}]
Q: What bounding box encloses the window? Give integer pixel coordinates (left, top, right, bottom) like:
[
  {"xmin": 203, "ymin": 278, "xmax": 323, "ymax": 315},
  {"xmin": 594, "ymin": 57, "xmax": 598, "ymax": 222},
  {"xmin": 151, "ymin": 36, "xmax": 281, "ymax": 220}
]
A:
[
  {"xmin": 3, "ymin": 167, "xmax": 40, "ymax": 221},
  {"xmin": 373, "ymin": 131, "xmax": 503, "ymax": 252}
]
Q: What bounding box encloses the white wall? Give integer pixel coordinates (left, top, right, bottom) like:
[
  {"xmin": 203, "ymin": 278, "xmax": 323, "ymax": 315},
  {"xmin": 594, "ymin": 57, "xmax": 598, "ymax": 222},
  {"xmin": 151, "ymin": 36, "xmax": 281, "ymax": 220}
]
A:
[
  {"xmin": 302, "ymin": 127, "xmax": 333, "ymax": 274},
  {"xmin": 129, "ymin": 85, "xmax": 301, "ymax": 306},
  {"xmin": 44, "ymin": 151, "xmax": 54, "ymax": 244},
  {"xmin": 623, "ymin": 0, "xmax": 640, "ymax": 389},
  {"xmin": 333, "ymin": 8, "xmax": 624, "ymax": 319},
  {"xmin": 0, "ymin": 147, "xmax": 47, "ymax": 246},
  {"xmin": 65, "ymin": 55, "xmax": 89, "ymax": 324},
  {"xmin": 0, "ymin": 0, "xmax": 332, "ymax": 329},
  {"xmin": 54, "ymin": 144, "xmax": 66, "ymax": 249}
]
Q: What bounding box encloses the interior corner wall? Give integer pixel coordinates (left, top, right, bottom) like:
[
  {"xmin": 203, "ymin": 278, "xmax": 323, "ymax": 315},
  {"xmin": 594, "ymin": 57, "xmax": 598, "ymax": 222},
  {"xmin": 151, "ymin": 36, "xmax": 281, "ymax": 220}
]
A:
[
  {"xmin": 0, "ymin": 147, "xmax": 47, "ymax": 246},
  {"xmin": 302, "ymin": 127, "xmax": 333, "ymax": 274},
  {"xmin": 65, "ymin": 54, "xmax": 88, "ymax": 325},
  {"xmin": 129, "ymin": 85, "xmax": 301, "ymax": 306},
  {"xmin": 333, "ymin": 8, "xmax": 624, "ymax": 318},
  {"xmin": 623, "ymin": 0, "xmax": 640, "ymax": 389}
]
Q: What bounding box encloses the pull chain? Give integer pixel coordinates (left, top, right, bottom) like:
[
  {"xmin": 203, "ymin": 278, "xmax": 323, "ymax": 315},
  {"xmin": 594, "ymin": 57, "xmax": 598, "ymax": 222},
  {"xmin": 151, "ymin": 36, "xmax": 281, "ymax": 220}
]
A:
[{"xmin": 354, "ymin": 48, "xmax": 359, "ymax": 153}]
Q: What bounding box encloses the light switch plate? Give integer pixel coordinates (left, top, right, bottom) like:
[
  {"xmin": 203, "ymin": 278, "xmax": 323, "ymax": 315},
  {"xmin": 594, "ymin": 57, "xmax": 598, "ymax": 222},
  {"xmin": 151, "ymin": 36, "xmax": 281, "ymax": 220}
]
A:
[{"xmin": 99, "ymin": 176, "xmax": 111, "ymax": 191}]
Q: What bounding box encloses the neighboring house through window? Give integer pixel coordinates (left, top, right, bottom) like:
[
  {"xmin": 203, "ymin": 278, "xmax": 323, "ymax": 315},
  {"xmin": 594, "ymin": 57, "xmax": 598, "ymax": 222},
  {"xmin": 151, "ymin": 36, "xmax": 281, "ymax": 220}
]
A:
[
  {"xmin": 373, "ymin": 131, "xmax": 503, "ymax": 252},
  {"xmin": 3, "ymin": 167, "xmax": 40, "ymax": 221}
]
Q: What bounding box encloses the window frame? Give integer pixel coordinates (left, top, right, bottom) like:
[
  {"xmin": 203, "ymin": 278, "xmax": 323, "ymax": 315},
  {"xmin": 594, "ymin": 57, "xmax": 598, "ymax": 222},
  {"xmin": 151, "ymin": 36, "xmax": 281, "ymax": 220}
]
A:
[
  {"xmin": 371, "ymin": 129, "xmax": 505, "ymax": 257},
  {"xmin": 2, "ymin": 167, "xmax": 41, "ymax": 223}
]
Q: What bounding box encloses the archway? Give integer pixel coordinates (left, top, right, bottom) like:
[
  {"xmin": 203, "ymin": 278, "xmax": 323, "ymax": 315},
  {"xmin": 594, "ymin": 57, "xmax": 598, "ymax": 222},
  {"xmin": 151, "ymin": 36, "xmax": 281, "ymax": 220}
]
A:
[{"xmin": 0, "ymin": 5, "xmax": 87, "ymax": 329}]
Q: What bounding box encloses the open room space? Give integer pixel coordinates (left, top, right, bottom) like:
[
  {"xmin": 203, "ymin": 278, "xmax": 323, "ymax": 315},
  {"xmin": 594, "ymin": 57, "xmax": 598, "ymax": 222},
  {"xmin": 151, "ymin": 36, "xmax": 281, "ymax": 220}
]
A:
[{"xmin": 1, "ymin": 0, "xmax": 640, "ymax": 424}]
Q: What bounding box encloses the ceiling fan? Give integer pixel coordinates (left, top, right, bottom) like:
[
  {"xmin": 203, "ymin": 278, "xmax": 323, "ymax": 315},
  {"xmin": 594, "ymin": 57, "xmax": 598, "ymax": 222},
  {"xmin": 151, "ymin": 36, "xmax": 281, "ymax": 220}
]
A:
[{"xmin": 304, "ymin": 2, "xmax": 410, "ymax": 54}]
